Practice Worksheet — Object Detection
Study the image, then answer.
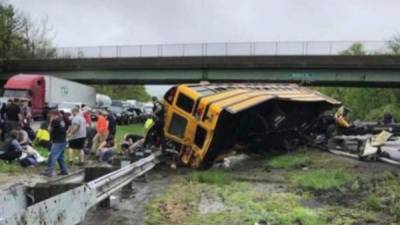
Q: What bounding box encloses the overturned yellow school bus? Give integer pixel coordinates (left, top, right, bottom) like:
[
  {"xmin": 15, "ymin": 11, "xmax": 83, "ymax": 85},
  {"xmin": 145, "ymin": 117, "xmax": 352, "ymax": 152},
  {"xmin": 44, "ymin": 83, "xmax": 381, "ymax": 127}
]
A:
[{"xmin": 162, "ymin": 83, "xmax": 341, "ymax": 168}]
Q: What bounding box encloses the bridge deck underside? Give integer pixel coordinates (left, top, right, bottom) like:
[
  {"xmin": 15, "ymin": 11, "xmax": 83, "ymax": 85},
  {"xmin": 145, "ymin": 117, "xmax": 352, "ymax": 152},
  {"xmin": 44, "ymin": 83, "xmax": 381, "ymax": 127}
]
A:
[{"xmin": 1, "ymin": 56, "xmax": 400, "ymax": 86}]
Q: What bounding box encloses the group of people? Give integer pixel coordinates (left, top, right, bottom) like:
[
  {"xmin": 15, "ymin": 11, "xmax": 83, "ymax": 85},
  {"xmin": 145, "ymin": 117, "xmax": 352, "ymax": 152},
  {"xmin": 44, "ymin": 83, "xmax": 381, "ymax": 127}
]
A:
[
  {"xmin": 0, "ymin": 98, "xmax": 119, "ymax": 177},
  {"xmin": 42, "ymin": 106, "xmax": 118, "ymax": 176},
  {"xmin": 0, "ymin": 98, "xmax": 44, "ymax": 167},
  {"xmin": 0, "ymin": 96, "xmax": 165, "ymax": 177},
  {"xmin": 0, "ymin": 98, "xmax": 33, "ymax": 140}
]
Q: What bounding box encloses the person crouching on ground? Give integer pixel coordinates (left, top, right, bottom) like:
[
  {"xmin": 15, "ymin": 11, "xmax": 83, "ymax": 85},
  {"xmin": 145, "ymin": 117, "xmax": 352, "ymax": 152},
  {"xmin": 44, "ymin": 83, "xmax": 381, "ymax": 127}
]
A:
[
  {"xmin": 91, "ymin": 111, "xmax": 109, "ymax": 153},
  {"xmin": 0, "ymin": 130, "xmax": 23, "ymax": 162},
  {"xmin": 121, "ymin": 133, "xmax": 143, "ymax": 154},
  {"xmin": 16, "ymin": 125, "xmax": 31, "ymax": 147},
  {"xmin": 41, "ymin": 110, "xmax": 68, "ymax": 177},
  {"xmin": 97, "ymin": 135, "xmax": 116, "ymax": 163},
  {"xmin": 67, "ymin": 107, "xmax": 87, "ymax": 166},
  {"xmin": 35, "ymin": 122, "xmax": 51, "ymax": 149}
]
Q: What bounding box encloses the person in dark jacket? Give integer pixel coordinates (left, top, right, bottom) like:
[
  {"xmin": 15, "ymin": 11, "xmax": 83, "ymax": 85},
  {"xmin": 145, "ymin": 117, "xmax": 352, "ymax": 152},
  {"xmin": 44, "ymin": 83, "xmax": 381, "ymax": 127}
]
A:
[
  {"xmin": 41, "ymin": 110, "xmax": 68, "ymax": 177},
  {"xmin": 59, "ymin": 110, "xmax": 71, "ymax": 131},
  {"xmin": 0, "ymin": 130, "xmax": 23, "ymax": 162},
  {"xmin": 4, "ymin": 98, "xmax": 22, "ymax": 138},
  {"xmin": 0, "ymin": 102, "xmax": 6, "ymax": 121},
  {"xmin": 383, "ymin": 112, "xmax": 394, "ymax": 125},
  {"xmin": 107, "ymin": 112, "xmax": 117, "ymax": 137}
]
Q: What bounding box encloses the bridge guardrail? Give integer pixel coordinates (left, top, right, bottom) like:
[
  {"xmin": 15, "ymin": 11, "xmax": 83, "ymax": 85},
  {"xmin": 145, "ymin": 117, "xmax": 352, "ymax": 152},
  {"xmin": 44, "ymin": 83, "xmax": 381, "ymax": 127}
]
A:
[{"xmin": 11, "ymin": 40, "xmax": 399, "ymax": 59}]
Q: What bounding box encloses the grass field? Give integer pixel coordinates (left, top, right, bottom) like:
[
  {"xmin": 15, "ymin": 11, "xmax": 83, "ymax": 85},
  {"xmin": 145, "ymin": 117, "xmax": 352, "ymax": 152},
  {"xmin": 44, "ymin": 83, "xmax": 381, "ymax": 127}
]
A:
[{"xmin": 146, "ymin": 149, "xmax": 400, "ymax": 225}]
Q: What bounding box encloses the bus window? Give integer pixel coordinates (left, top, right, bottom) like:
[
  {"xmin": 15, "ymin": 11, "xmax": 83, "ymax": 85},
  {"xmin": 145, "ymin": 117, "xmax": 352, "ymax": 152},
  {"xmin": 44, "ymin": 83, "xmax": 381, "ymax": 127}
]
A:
[
  {"xmin": 176, "ymin": 93, "xmax": 194, "ymax": 114},
  {"xmin": 164, "ymin": 86, "xmax": 177, "ymax": 104},
  {"xmin": 194, "ymin": 125, "xmax": 207, "ymax": 149},
  {"xmin": 168, "ymin": 113, "xmax": 188, "ymax": 138}
]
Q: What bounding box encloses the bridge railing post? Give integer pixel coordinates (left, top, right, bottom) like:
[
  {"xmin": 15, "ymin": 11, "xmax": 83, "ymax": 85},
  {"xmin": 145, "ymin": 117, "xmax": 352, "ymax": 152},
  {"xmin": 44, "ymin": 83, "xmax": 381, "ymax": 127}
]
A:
[
  {"xmin": 329, "ymin": 41, "xmax": 333, "ymax": 55},
  {"xmin": 303, "ymin": 42, "xmax": 308, "ymax": 55},
  {"xmin": 201, "ymin": 43, "xmax": 207, "ymax": 56},
  {"xmin": 158, "ymin": 45, "xmax": 162, "ymax": 57},
  {"xmin": 77, "ymin": 47, "xmax": 83, "ymax": 58},
  {"xmin": 274, "ymin": 42, "xmax": 279, "ymax": 55},
  {"xmin": 115, "ymin": 46, "xmax": 119, "ymax": 57},
  {"xmin": 182, "ymin": 44, "xmax": 185, "ymax": 56}
]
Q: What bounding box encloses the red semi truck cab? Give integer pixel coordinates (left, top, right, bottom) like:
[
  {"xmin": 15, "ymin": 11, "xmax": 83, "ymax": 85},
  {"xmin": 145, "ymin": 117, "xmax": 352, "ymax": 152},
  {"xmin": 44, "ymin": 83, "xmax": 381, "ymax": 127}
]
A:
[{"xmin": 3, "ymin": 74, "xmax": 46, "ymax": 118}]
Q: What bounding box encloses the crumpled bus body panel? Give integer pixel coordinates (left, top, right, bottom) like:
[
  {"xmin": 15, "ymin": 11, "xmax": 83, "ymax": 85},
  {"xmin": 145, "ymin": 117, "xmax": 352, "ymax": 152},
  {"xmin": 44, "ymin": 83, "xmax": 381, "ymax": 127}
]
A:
[{"xmin": 163, "ymin": 83, "xmax": 341, "ymax": 168}]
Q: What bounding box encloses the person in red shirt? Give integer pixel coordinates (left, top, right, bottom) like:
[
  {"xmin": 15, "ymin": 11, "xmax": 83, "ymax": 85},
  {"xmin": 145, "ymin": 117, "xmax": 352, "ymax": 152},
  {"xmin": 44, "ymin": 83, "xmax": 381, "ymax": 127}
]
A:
[
  {"xmin": 81, "ymin": 104, "xmax": 92, "ymax": 126},
  {"xmin": 91, "ymin": 111, "xmax": 108, "ymax": 153}
]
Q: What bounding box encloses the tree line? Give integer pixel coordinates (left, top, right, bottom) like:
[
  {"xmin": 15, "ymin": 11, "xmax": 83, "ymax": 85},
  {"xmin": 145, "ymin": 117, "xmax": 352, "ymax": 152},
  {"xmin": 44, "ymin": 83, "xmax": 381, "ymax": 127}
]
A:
[
  {"xmin": 0, "ymin": 1, "xmax": 150, "ymax": 101},
  {"xmin": 0, "ymin": 1, "xmax": 55, "ymax": 59},
  {"xmin": 318, "ymin": 38, "xmax": 400, "ymax": 122}
]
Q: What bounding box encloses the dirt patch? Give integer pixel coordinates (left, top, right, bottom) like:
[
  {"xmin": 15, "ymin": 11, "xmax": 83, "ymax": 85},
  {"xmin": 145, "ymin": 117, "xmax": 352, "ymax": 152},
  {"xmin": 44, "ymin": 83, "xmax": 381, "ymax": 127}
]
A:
[
  {"xmin": 198, "ymin": 188, "xmax": 226, "ymax": 214},
  {"xmin": 0, "ymin": 173, "xmax": 45, "ymax": 189},
  {"xmin": 84, "ymin": 166, "xmax": 175, "ymax": 225},
  {"xmin": 312, "ymin": 188, "xmax": 367, "ymax": 207}
]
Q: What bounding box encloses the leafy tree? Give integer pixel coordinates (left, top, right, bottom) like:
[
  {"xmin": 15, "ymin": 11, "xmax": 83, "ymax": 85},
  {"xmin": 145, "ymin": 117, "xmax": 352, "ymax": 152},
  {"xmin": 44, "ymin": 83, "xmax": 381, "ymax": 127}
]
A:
[
  {"xmin": 93, "ymin": 85, "xmax": 151, "ymax": 102},
  {"xmin": 0, "ymin": 1, "xmax": 55, "ymax": 59},
  {"xmin": 319, "ymin": 41, "xmax": 400, "ymax": 121},
  {"xmin": 387, "ymin": 37, "xmax": 400, "ymax": 55},
  {"xmin": 0, "ymin": 1, "xmax": 150, "ymax": 102},
  {"xmin": 339, "ymin": 42, "xmax": 367, "ymax": 55}
]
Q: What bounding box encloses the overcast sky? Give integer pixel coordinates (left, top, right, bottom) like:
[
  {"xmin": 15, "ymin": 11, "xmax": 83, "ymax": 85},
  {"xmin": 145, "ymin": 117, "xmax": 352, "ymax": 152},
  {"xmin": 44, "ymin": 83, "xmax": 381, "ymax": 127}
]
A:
[
  {"xmin": 7, "ymin": 0, "xmax": 400, "ymax": 47},
  {"xmin": 6, "ymin": 0, "xmax": 400, "ymax": 97}
]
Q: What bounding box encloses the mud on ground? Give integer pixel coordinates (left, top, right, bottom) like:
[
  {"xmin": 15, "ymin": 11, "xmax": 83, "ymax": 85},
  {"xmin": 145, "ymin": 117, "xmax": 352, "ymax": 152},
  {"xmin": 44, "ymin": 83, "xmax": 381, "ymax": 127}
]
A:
[
  {"xmin": 2, "ymin": 148, "xmax": 400, "ymax": 225},
  {"xmin": 81, "ymin": 149, "xmax": 400, "ymax": 225}
]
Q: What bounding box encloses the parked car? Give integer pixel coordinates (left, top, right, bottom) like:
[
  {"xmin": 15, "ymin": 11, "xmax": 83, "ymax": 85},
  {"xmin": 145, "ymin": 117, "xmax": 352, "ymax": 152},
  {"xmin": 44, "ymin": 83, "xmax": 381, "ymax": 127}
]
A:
[
  {"xmin": 142, "ymin": 103, "xmax": 153, "ymax": 119},
  {"xmin": 126, "ymin": 107, "xmax": 145, "ymax": 123},
  {"xmin": 108, "ymin": 106, "xmax": 131, "ymax": 125}
]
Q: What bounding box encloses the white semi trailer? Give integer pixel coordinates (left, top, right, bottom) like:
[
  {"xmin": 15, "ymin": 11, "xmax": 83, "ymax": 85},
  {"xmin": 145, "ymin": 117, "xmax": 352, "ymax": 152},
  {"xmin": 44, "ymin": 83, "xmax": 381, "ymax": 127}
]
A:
[{"xmin": 3, "ymin": 74, "xmax": 96, "ymax": 118}]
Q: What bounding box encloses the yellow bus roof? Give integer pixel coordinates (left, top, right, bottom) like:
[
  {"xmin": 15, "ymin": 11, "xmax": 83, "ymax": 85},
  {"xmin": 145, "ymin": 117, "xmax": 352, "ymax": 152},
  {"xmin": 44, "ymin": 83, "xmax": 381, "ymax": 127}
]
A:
[{"xmin": 183, "ymin": 83, "xmax": 341, "ymax": 114}]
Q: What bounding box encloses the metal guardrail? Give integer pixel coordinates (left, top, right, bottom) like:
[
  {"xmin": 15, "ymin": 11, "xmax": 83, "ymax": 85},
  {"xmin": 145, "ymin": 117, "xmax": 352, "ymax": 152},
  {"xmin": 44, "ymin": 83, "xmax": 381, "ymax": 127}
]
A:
[
  {"xmin": 0, "ymin": 154, "xmax": 158, "ymax": 225},
  {"xmin": 47, "ymin": 40, "xmax": 394, "ymax": 59}
]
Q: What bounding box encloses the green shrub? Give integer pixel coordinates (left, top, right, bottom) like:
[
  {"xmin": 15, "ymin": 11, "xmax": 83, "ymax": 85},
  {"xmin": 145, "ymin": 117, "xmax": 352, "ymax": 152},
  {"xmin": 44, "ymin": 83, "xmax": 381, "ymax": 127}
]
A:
[
  {"xmin": 189, "ymin": 170, "xmax": 233, "ymax": 186},
  {"xmin": 293, "ymin": 207, "xmax": 325, "ymax": 225},
  {"xmin": 0, "ymin": 161, "xmax": 22, "ymax": 173},
  {"xmin": 365, "ymin": 104, "xmax": 400, "ymax": 122},
  {"xmin": 289, "ymin": 169, "xmax": 356, "ymax": 190},
  {"xmin": 266, "ymin": 154, "xmax": 311, "ymax": 170},
  {"xmin": 365, "ymin": 196, "xmax": 381, "ymax": 211},
  {"xmin": 391, "ymin": 204, "xmax": 400, "ymax": 221}
]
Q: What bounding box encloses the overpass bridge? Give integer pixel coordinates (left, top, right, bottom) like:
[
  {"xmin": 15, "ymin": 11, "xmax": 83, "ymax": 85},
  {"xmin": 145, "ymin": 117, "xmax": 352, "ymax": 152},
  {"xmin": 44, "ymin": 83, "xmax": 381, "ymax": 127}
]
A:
[{"xmin": 1, "ymin": 40, "xmax": 400, "ymax": 86}]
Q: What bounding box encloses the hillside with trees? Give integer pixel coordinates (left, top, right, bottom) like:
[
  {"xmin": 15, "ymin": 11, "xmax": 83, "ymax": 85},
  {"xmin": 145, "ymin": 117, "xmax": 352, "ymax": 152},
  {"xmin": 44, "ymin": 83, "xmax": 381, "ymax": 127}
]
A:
[{"xmin": 318, "ymin": 39, "xmax": 400, "ymax": 122}]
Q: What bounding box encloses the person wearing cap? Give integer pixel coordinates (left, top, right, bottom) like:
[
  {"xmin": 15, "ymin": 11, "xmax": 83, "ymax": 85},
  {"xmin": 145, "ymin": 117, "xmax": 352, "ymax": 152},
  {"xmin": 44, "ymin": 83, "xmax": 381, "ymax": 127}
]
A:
[
  {"xmin": 91, "ymin": 110, "xmax": 109, "ymax": 153},
  {"xmin": 41, "ymin": 110, "xmax": 68, "ymax": 177},
  {"xmin": 67, "ymin": 107, "xmax": 87, "ymax": 165}
]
